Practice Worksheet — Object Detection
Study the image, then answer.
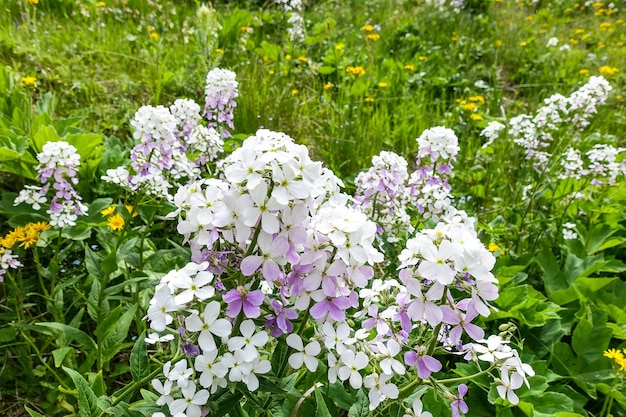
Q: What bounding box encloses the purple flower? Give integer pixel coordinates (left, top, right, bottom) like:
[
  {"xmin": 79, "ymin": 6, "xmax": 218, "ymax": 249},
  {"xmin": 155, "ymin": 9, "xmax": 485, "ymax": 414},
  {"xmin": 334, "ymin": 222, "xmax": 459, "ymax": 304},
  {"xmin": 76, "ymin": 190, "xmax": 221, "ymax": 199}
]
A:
[
  {"xmin": 223, "ymin": 287, "xmax": 264, "ymax": 318},
  {"xmin": 404, "ymin": 345, "xmax": 442, "ymax": 380},
  {"xmin": 451, "ymin": 384, "xmax": 469, "ymax": 417},
  {"xmin": 182, "ymin": 342, "xmax": 200, "ymax": 357}
]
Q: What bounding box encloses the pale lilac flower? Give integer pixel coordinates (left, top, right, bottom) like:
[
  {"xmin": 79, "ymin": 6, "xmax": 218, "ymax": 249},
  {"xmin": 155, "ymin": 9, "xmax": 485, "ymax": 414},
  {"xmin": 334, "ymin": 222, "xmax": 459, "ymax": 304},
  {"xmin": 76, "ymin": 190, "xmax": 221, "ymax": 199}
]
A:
[
  {"xmin": 168, "ymin": 381, "xmax": 209, "ymax": 417},
  {"xmin": 451, "ymin": 384, "xmax": 469, "ymax": 417},
  {"xmin": 286, "ymin": 334, "xmax": 321, "ymax": 372},
  {"xmin": 223, "ymin": 287, "xmax": 265, "ymax": 319},
  {"xmin": 227, "ymin": 320, "xmax": 269, "ymax": 357},
  {"xmin": 364, "ymin": 373, "xmax": 399, "ymax": 410},
  {"xmin": 338, "ymin": 350, "xmax": 369, "ymax": 389}
]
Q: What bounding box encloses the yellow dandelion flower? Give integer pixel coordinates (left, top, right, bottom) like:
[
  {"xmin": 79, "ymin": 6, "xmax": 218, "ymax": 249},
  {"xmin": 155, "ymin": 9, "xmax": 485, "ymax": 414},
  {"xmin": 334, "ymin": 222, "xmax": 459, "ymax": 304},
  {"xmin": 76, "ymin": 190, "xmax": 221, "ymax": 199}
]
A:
[
  {"xmin": 323, "ymin": 83, "xmax": 334, "ymax": 90},
  {"xmin": 215, "ymin": 48, "xmax": 225, "ymax": 54},
  {"xmin": 27, "ymin": 0, "xmax": 39, "ymax": 4},
  {"xmin": 311, "ymin": 65, "xmax": 318, "ymax": 71},
  {"xmin": 361, "ymin": 24, "xmax": 374, "ymax": 32},
  {"xmin": 366, "ymin": 34, "xmax": 381, "ymax": 41},
  {"xmin": 579, "ymin": 69, "xmax": 590, "ymax": 76},
  {"xmin": 107, "ymin": 214, "xmax": 125, "ymax": 231},
  {"xmin": 495, "ymin": 40, "xmax": 503, "ymax": 47},
  {"xmin": 591, "ymin": 1, "xmax": 604, "ymax": 7},
  {"xmin": 451, "ymin": 36, "xmax": 458, "ymax": 42},
  {"xmin": 525, "ymin": 15, "xmax": 533, "ymax": 21},
  {"xmin": 285, "ymin": 54, "xmax": 292, "ymax": 61},
  {"xmin": 0, "ymin": 235, "xmax": 16, "ymax": 249},
  {"xmin": 569, "ymin": 38, "xmax": 579, "ymax": 45},
  {"xmin": 378, "ymin": 82, "xmax": 388, "ymax": 88},
  {"xmin": 539, "ymin": 29, "xmax": 547, "ymax": 34},
  {"xmin": 97, "ymin": 1, "xmax": 106, "ymax": 6},
  {"xmin": 617, "ymin": 95, "xmax": 623, "ymax": 100},
  {"xmin": 101, "ymin": 205, "xmax": 116, "ymax": 217},
  {"xmin": 599, "ymin": 66, "xmax": 619, "ymax": 75},
  {"xmin": 574, "ymin": 29, "xmax": 585, "ymax": 35},
  {"xmin": 297, "ymin": 56, "xmax": 308, "ymax": 63},
  {"xmin": 268, "ymin": 70, "xmax": 275, "ymax": 75},
  {"xmin": 149, "ymin": 32, "xmax": 159, "ymax": 41},
  {"xmin": 291, "ymin": 89, "xmax": 298, "ymax": 95},
  {"xmin": 124, "ymin": 204, "xmax": 138, "ymax": 217},
  {"xmin": 488, "ymin": 242, "xmax": 502, "ymax": 252},
  {"xmin": 470, "ymin": 113, "xmax": 483, "ymax": 121},
  {"xmin": 462, "ymin": 103, "xmax": 477, "ymax": 112},
  {"xmin": 364, "ymin": 97, "xmax": 374, "ymax": 103},
  {"xmin": 418, "ymin": 56, "xmax": 428, "ymax": 61},
  {"xmin": 599, "ymin": 22, "xmax": 612, "ymax": 30},
  {"xmin": 469, "ymin": 95, "xmax": 485, "ymax": 104},
  {"xmin": 519, "ymin": 41, "xmax": 528, "ymax": 47},
  {"xmin": 346, "ymin": 66, "xmax": 366, "ymax": 76},
  {"xmin": 240, "ymin": 25, "xmax": 249, "ymax": 32},
  {"xmin": 21, "ymin": 76, "xmax": 37, "ymax": 88},
  {"xmin": 404, "ymin": 64, "xmax": 415, "ymax": 71},
  {"xmin": 335, "ymin": 43, "xmax": 345, "ymax": 51},
  {"xmin": 616, "ymin": 19, "xmax": 624, "ymax": 25}
]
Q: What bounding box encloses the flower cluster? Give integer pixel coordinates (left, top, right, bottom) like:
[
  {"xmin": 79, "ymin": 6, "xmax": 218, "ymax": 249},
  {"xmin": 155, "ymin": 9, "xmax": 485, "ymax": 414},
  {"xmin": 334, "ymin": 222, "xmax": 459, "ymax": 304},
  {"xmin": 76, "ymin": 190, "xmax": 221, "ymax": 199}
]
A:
[
  {"xmin": 507, "ymin": 76, "xmax": 612, "ymax": 170},
  {"xmin": 145, "ymin": 126, "xmax": 532, "ymax": 416},
  {"xmin": 0, "ymin": 222, "xmax": 50, "ymax": 281},
  {"xmin": 14, "ymin": 141, "xmax": 87, "ymax": 228},
  {"xmin": 204, "ymin": 68, "xmax": 239, "ymax": 137},
  {"xmin": 275, "ymin": 0, "xmax": 305, "ymax": 42},
  {"xmin": 103, "ymin": 71, "xmax": 229, "ymax": 199},
  {"xmin": 604, "ymin": 348, "xmax": 626, "ymax": 372}
]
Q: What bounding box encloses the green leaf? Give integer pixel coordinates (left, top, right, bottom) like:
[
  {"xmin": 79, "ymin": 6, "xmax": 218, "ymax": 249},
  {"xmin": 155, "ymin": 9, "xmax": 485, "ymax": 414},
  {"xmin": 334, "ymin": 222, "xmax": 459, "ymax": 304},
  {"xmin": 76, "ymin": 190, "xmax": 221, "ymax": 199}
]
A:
[
  {"xmin": 52, "ymin": 347, "xmax": 74, "ymax": 368},
  {"xmin": 36, "ymin": 322, "xmax": 97, "ymax": 351},
  {"xmin": 24, "ymin": 407, "xmax": 46, "ymax": 417},
  {"xmin": 63, "ymin": 366, "xmax": 101, "ymax": 417},
  {"xmin": 315, "ymin": 387, "xmax": 333, "ymax": 417},
  {"xmin": 327, "ymin": 381, "xmax": 353, "ymax": 410},
  {"xmin": 101, "ymin": 305, "xmax": 138, "ymax": 364},
  {"xmin": 89, "ymin": 370, "xmax": 107, "ymax": 397},
  {"xmin": 572, "ymin": 318, "xmax": 612, "ymax": 363},
  {"xmin": 348, "ymin": 389, "xmax": 371, "ymax": 417},
  {"xmin": 130, "ymin": 332, "xmax": 149, "ymax": 382}
]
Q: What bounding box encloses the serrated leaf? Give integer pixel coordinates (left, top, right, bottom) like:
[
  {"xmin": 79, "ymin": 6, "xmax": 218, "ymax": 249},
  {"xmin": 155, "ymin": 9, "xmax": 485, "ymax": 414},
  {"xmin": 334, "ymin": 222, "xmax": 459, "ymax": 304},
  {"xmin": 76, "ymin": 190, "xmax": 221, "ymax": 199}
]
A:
[{"xmin": 63, "ymin": 366, "xmax": 101, "ymax": 417}]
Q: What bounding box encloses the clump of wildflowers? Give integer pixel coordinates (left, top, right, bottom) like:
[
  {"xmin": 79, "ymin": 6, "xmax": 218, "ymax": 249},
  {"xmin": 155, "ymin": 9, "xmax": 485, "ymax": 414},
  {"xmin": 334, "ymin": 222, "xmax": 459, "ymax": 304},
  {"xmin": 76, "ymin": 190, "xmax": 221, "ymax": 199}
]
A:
[
  {"xmin": 0, "ymin": 222, "xmax": 50, "ymax": 281},
  {"xmin": 14, "ymin": 141, "xmax": 87, "ymax": 228},
  {"xmin": 144, "ymin": 124, "xmax": 533, "ymax": 416},
  {"xmin": 204, "ymin": 68, "xmax": 238, "ymax": 137}
]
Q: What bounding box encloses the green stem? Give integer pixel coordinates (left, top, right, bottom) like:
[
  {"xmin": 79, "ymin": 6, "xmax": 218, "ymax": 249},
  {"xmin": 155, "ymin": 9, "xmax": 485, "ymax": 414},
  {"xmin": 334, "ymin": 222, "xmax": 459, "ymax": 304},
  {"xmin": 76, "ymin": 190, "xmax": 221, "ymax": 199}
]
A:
[{"xmin": 21, "ymin": 330, "xmax": 67, "ymax": 388}]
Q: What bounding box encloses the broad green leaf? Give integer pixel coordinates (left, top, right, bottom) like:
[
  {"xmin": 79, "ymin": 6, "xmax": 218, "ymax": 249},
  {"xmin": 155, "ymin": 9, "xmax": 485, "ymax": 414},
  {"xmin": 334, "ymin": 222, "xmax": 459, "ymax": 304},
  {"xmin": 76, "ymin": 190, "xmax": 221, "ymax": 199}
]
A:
[
  {"xmin": 572, "ymin": 318, "xmax": 612, "ymax": 363},
  {"xmin": 315, "ymin": 387, "xmax": 332, "ymax": 417},
  {"xmin": 63, "ymin": 366, "xmax": 101, "ymax": 417},
  {"xmin": 101, "ymin": 305, "xmax": 138, "ymax": 364},
  {"xmin": 130, "ymin": 332, "xmax": 149, "ymax": 382},
  {"xmin": 530, "ymin": 392, "xmax": 574, "ymax": 417},
  {"xmin": 348, "ymin": 389, "xmax": 371, "ymax": 417},
  {"xmin": 52, "ymin": 347, "xmax": 74, "ymax": 368},
  {"xmin": 327, "ymin": 382, "xmax": 354, "ymax": 410},
  {"xmin": 36, "ymin": 322, "xmax": 97, "ymax": 351},
  {"xmin": 94, "ymin": 305, "xmax": 122, "ymax": 339},
  {"xmin": 33, "ymin": 125, "xmax": 62, "ymax": 152}
]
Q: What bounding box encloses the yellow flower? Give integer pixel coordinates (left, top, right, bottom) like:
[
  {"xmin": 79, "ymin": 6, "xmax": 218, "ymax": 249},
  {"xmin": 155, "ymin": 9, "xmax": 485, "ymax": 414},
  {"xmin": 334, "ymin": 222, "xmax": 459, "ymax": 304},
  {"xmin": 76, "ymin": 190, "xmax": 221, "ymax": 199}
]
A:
[
  {"xmin": 18, "ymin": 229, "xmax": 40, "ymax": 249},
  {"xmin": 569, "ymin": 38, "xmax": 579, "ymax": 45},
  {"xmin": 469, "ymin": 95, "xmax": 485, "ymax": 104},
  {"xmin": 149, "ymin": 32, "xmax": 159, "ymax": 41},
  {"xmin": 592, "ymin": 1, "xmax": 604, "ymax": 7},
  {"xmin": 525, "ymin": 15, "xmax": 533, "ymax": 21},
  {"xmin": 323, "ymin": 83, "xmax": 334, "ymax": 90},
  {"xmin": 291, "ymin": 89, "xmax": 298, "ymax": 95},
  {"xmin": 97, "ymin": 1, "xmax": 106, "ymax": 6},
  {"xmin": 579, "ymin": 69, "xmax": 590, "ymax": 76},
  {"xmin": 124, "ymin": 204, "xmax": 138, "ymax": 217},
  {"xmin": 599, "ymin": 22, "xmax": 612, "ymax": 30},
  {"xmin": 617, "ymin": 19, "xmax": 624, "ymax": 25},
  {"xmin": 404, "ymin": 64, "xmax": 415, "ymax": 71},
  {"xmin": 21, "ymin": 76, "xmax": 37, "ymax": 88},
  {"xmin": 378, "ymin": 82, "xmax": 388, "ymax": 88},
  {"xmin": 297, "ymin": 56, "xmax": 308, "ymax": 63},
  {"xmin": 599, "ymin": 66, "xmax": 619, "ymax": 75},
  {"xmin": 488, "ymin": 242, "xmax": 502, "ymax": 252},
  {"xmin": 605, "ymin": 348, "xmax": 624, "ymax": 360},
  {"xmin": 574, "ymin": 29, "xmax": 585, "ymax": 35},
  {"xmin": 418, "ymin": 56, "xmax": 427, "ymax": 61},
  {"xmin": 27, "ymin": 0, "xmax": 39, "ymax": 4},
  {"xmin": 364, "ymin": 97, "xmax": 374, "ymax": 103},
  {"xmin": 335, "ymin": 43, "xmax": 345, "ymax": 51},
  {"xmin": 462, "ymin": 103, "xmax": 477, "ymax": 112},
  {"xmin": 346, "ymin": 66, "xmax": 366, "ymax": 76},
  {"xmin": 215, "ymin": 48, "xmax": 225, "ymax": 54},
  {"xmin": 470, "ymin": 113, "xmax": 483, "ymax": 121},
  {"xmin": 0, "ymin": 235, "xmax": 16, "ymax": 249},
  {"xmin": 519, "ymin": 41, "xmax": 528, "ymax": 47},
  {"xmin": 617, "ymin": 95, "xmax": 623, "ymax": 100},
  {"xmin": 361, "ymin": 24, "xmax": 374, "ymax": 32},
  {"xmin": 451, "ymin": 36, "xmax": 458, "ymax": 42},
  {"xmin": 101, "ymin": 205, "xmax": 116, "ymax": 217},
  {"xmin": 268, "ymin": 70, "xmax": 275, "ymax": 75},
  {"xmin": 240, "ymin": 25, "xmax": 249, "ymax": 32},
  {"xmin": 27, "ymin": 222, "xmax": 51, "ymax": 233},
  {"xmin": 285, "ymin": 54, "xmax": 292, "ymax": 61},
  {"xmin": 366, "ymin": 34, "xmax": 381, "ymax": 41},
  {"xmin": 107, "ymin": 214, "xmax": 125, "ymax": 231},
  {"xmin": 495, "ymin": 40, "xmax": 503, "ymax": 47}
]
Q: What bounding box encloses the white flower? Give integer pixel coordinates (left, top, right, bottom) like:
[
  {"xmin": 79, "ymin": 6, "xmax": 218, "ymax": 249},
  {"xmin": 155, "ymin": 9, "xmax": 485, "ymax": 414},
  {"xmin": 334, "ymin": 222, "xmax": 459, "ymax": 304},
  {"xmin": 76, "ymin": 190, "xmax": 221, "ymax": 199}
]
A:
[
  {"xmin": 194, "ymin": 350, "xmax": 228, "ymax": 391},
  {"xmin": 338, "ymin": 350, "xmax": 368, "ymax": 389},
  {"xmin": 496, "ymin": 367, "xmax": 524, "ymax": 405},
  {"xmin": 403, "ymin": 398, "xmax": 433, "ymax": 417},
  {"xmin": 168, "ymin": 381, "xmax": 209, "ymax": 417},
  {"xmin": 185, "ymin": 301, "xmax": 232, "ymax": 351},
  {"xmin": 147, "ymin": 285, "xmax": 178, "ymax": 332},
  {"xmin": 227, "ymin": 319, "xmax": 269, "ymax": 358},
  {"xmin": 286, "ymin": 334, "xmax": 321, "ymax": 372},
  {"xmin": 364, "ymin": 373, "xmax": 398, "ymax": 410},
  {"xmin": 377, "ymin": 339, "xmax": 405, "ymax": 375}
]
